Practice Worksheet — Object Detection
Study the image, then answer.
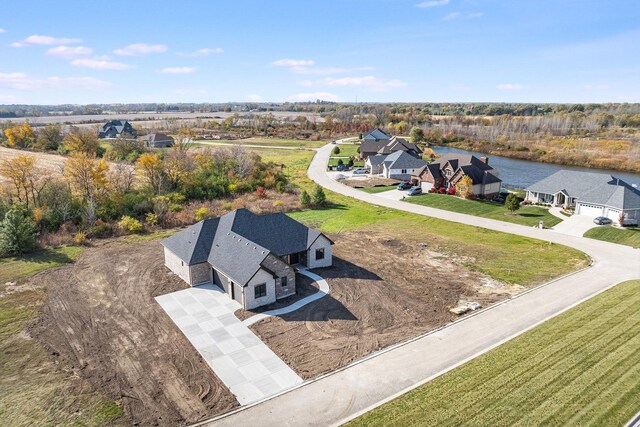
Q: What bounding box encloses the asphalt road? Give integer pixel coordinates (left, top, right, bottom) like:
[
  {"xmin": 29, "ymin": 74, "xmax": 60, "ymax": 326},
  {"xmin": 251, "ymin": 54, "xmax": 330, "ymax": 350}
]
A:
[{"xmin": 202, "ymin": 143, "xmax": 640, "ymax": 427}]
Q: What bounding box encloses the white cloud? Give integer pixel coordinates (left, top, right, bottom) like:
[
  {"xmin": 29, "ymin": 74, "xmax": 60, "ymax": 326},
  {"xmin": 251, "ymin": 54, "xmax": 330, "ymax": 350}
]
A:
[
  {"xmin": 0, "ymin": 28, "xmax": 6, "ymax": 34},
  {"xmin": 0, "ymin": 72, "xmax": 110, "ymax": 90},
  {"xmin": 177, "ymin": 48, "xmax": 223, "ymax": 57},
  {"xmin": 323, "ymin": 76, "xmax": 407, "ymax": 92},
  {"xmin": 114, "ymin": 43, "xmax": 167, "ymax": 56},
  {"xmin": 416, "ymin": 0, "xmax": 449, "ymax": 8},
  {"xmin": 11, "ymin": 34, "xmax": 81, "ymax": 47},
  {"xmin": 70, "ymin": 58, "xmax": 131, "ymax": 70},
  {"xmin": 246, "ymin": 94, "xmax": 263, "ymax": 102},
  {"xmin": 272, "ymin": 58, "xmax": 314, "ymax": 67},
  {"xmin": 288, "ymin": 92, "xmax": 340, "ymax": 102},
  {"xmin": 46, "ymin": 45, "xmax": 93, "ymax": 57},
  {"xmin": 443, "ymin": 11, "xmax": 484, "ymax": 20},
  {"xmin": 0, "ymin": 94, "xmax": 17, "ymax": 103},
  {"xmin": 497, "ymin": 83, "xmax": 526, "ymax": 90},
  {"xmin": 159, "ymin": 66, "xmax": 196, "ymax": 74}
]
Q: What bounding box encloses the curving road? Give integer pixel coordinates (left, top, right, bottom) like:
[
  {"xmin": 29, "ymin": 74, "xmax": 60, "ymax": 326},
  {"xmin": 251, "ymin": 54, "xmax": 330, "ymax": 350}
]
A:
[{"xmin": 202, "ymin": 143, "xmax": 640, "ymax": 427}]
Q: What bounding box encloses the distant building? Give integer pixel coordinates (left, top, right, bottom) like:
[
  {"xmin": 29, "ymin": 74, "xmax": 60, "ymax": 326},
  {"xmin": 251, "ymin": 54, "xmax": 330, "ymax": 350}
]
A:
[
  {"xmin": 98, "ymin": 120, "xmax": 137, "ymax": 139},
  {"xmin": 362, "ymin": 128, "xmax": 391, "ymax": 143},
  {"xmin": 142, "ymin": 133, "xmax": 174, "ymax": 148},
  {"xmin": 360, "ymin": 135, "xmax": 423, "ymax": 160}
]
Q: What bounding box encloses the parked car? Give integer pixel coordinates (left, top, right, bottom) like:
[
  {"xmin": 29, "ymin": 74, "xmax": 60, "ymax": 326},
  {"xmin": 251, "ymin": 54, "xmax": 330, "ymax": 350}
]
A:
[
  {"xmin": 352, "ymin": 168, "xmax": 368, "ymax": 175},
  {"xmin": 331, "ymin": 140, "xmax": 337, "ymax": 144},
  {"xmin": 336, "ymin": 164, "xmax": 348, "ymax": 171},
  {"xmin": 593, "ymin": 216, "xmax": 612, "ymax": 225},
  {"xmin": 406, "ymin": 186, "xmax": 423, "ymax": 196},
  {"xmin": 397, "ymin": 182, "xmax": 412, "ymax": 190}
]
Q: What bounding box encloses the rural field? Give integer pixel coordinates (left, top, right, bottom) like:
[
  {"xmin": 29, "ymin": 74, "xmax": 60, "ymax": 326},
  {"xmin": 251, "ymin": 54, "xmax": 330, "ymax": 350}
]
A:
[
  {"xmin": 347, "ymin": 279, "xmax": 640, "ymax": 427},
  {"xmin": 0, "ymin": 146, "xmax": 590, "ymax": 425}
]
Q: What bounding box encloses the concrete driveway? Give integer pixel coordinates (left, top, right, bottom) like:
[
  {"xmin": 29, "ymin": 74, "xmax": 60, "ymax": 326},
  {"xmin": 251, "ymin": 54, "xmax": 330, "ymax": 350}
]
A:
[
  {"xmin": 156, "ymin": 284, "xmax": 302, "ymax": 406},
  {"xmin": 201, "ymin": 143, "xmax": 640, "ymax": 427},
  {"xmin": 551, "ymin": 214, "xmax": 599, "ymax": 237}
]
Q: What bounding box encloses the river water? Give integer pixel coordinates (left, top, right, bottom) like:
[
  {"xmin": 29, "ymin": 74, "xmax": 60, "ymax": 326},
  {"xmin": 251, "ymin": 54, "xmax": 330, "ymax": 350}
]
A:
[{"xmin": 431, "ymin": 146, "xmax": 640, "ymax": 189}]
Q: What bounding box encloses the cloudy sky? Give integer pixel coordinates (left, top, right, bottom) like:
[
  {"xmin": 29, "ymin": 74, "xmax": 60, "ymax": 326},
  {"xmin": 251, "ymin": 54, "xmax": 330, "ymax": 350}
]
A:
[{"xmin": 0, "ymin": 0, "xmax": 638, "ymax": 104}]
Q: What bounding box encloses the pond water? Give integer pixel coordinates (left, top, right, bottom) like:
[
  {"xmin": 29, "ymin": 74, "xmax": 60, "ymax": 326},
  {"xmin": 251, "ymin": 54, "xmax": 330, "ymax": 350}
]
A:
[{"xmin": 431, "ymin": 146, "xmax": 640, "ymax": 189}]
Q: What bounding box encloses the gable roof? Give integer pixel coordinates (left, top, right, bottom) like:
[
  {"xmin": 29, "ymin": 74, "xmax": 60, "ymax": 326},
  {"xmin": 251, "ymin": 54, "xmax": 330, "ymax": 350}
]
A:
[
  {"xmin": 161, "ymin": 209, "xmax": 332, "ymax": 286},
  {"xmin": 377, "ymin": 136, "xmax": 422, "ymax": 156},
  {"xmin": 427, "ymin": 153, "xmax": 499, "ymax": 185},
  {"xmin": 143, "ymin": 133, "xmax": 174, "ymax": 143},
  {"xmin": 383, "ymin": 150, "xmax": 427, "ymax": 170},
  {"xmin": 527, "ymin": 170, "xmax": 640, "ymax": 210},
  {"xmin": 363, "ymin": 128, "xmax": 391, "ymax": 141},
  {"xmin": 366, "ymin": 154, "xmax": 387, "ymax": 166}
]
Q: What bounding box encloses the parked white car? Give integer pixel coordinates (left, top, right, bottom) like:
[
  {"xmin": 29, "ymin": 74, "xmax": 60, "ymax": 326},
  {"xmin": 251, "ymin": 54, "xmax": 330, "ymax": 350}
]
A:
[{"xmin": 352, "ymin": 168, "xmax": 369, "ymax": 175}]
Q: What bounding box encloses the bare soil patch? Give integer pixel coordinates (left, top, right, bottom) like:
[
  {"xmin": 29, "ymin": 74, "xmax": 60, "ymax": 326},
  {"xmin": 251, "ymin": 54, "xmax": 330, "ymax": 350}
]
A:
[
  {"xmin": 342, "ymin": 176, "xmax": 401, "ymax": 188},
  {"xmin": 250, "ymin": 231, "xmax": 519, "ymax": 379},
  {"xmin": 27, "ymin": 239, "xmax": 237, "ymax": 426}
]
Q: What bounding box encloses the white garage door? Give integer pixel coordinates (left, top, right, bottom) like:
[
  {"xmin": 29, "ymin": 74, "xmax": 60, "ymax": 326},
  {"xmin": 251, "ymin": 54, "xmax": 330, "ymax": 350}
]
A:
[{"xmin": 578, "ymin": 203, "xmax": 604, "ymax": 218}]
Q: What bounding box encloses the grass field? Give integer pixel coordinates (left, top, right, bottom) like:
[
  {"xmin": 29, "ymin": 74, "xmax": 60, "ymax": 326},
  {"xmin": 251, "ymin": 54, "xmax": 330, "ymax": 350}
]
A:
[
  {"xmin": 584, "ymin": 226, "xmax": 640, "ymax": 248},
  {"xmin": 347, "ymin": 279, "xmax": 640, "ymax": 427},
  {"xmin": 331, "ymin": 143, "xmax": 360, "ymax": 158},
  {"xmin": 405, "ymin": 193, "xmax": 562, "ymax": 227},
  {"xmin": 327, "ymin": 158, "xmax": 365, "ymax": 167},
  {"xmin": 196, "ymin": 137, "xmax": 325, "ymax": 148},
  {"xmin": 0, "ymin": 245, "xmax": 84, "ymax": 284}
]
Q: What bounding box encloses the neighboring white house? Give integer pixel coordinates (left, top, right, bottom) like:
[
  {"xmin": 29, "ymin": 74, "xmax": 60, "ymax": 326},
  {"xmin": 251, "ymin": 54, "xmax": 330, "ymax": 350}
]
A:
[
  {"xmin": 525, "ymin": 170, "xmax": 640, "ymax": 225},
  {"xmin": 367, "ymin": 150, "xmax": 427, "ymax": 181},
  {"xmin": 161, "ymin": 208, "xmax": 333, "ymax": 310}
]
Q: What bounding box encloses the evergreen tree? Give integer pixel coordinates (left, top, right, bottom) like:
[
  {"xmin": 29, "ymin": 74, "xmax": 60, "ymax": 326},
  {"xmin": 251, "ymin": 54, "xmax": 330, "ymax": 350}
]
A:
[
  {"xmin": 300, "ymin": 190, "xmax": 311, "ymax": 207},
  {"xmin": 505, "ymin": 193, "xmax": 521, "ymax": 213},
  {"xmin": 312, "ymin": 185, "xmax": 326, "ymax": 207},
  {"xmin": 0, "ymin": 209, "xmax": 38, "ymax": 256}
]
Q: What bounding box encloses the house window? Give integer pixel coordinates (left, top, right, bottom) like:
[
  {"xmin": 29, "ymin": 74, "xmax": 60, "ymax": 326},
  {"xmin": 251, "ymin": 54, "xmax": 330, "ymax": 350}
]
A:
[
  {"xmin": 401, "ymin": 169, "xmax": 407, "ymax": 174},
  {"xmin": 254, "ymin": 283, "xmax": 267, "ymax": 298},
  {"xmin": 281, "ymin": 276, "xmax": 288, "ymax": 287},
  {"xmin": 315, "ymin": 248, "xmax": 325, "ymax": 260}
]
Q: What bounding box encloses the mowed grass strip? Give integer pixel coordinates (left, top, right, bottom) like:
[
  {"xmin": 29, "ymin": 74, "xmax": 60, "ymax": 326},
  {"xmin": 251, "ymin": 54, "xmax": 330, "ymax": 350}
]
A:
[
  {"xmin": 584, "ymin": 226, "xmax": 640, "ymax": 248},
  {"xmin": 0, "ymin": 245, "xmax": 84, "ymax": 284},
  {"xmin": 195, "ymin": 137, "xmax": 326, "ymax": 148},
  {"xmin": 360, "ymin": 185, "xmax": 399, "ymax": 194},
  {"xmin": 406, "ymin": 193, "xmax": 562, "ymax": 227},
  {"xmin": 346, "ymin": 280, "xmax": 640, "ymax": 427}
]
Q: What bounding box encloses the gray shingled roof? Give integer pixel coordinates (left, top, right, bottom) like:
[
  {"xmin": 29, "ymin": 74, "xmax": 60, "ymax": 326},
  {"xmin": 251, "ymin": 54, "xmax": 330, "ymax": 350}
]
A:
[
  {"xmin": 143, "ymin": 133, "xmax": 174, "ymax": 143},
  {"xmin": 367, "ymin": 154, "xmax": 387, "ymax": 166},
  {"xmin": 363, "ymin": 128, "xmax": 391, "ymax": 140},
  {"xmin": 526, "ymin": 170, "xmax": 640, "ymax": 210},
  {"xmin": 161, "ymin": 209, "xmax": 331, "ymax": 286},
  {"xmin": 382, "ymin": 150, "xmax": 427, "ymax": 169}
]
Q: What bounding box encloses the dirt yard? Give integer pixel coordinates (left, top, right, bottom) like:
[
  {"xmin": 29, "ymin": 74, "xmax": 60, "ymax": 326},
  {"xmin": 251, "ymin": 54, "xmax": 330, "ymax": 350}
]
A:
[
  {"xmin": 27, "ymin": 239, "xmax": 237, "ymax": 426},
  {"xmin": 250, "ymin": 231, "xmax": 520, "ymax": 379},
  {"xmin": 342, "ymin": 176, "xmax": 400, "ymax": 188}
]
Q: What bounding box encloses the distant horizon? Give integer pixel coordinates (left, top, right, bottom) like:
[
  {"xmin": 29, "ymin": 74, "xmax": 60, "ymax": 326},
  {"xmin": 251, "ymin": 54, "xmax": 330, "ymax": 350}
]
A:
[{"xmin": 1, "ymin": 0, "xmax": 638, "ymax": 104}]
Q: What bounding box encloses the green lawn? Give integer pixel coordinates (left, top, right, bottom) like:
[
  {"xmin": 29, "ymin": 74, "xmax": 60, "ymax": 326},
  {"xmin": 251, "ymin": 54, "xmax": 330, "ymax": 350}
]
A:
[
  {"xmin": 584, "ymin": 226, "xmax": 640, "ymax": 248},
  {"xmin": 331, "ymin": 143, "xmax": 360, "ymax": 158},
  {"xmin": 405, "ymin": 193, "xmax": 562, "ymax": 227},
  {"xmin": 328, "ymin": 158, "xmax": 365, "ymax": 167},
  {"xmin": 347, "ymin": 280, "xmax": 640, "ymax": 427},
  {"xmin": 360, "ymin": 185, "xmax": 399, "ymax": 194},
  {"xmin": 195, "ymin": 137, "xmax": 326, "ymax": 149},
  {"xmin": 0, "ymin": 245, "xmax": 84, "ymax": 284}
]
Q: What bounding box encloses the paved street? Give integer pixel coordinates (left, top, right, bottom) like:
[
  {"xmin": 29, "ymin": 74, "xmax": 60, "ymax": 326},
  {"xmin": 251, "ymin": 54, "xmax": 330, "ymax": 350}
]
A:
[
  {"xmin": 156, "ymin": 284, "xmax": 302, "ymax": 406},
  {"xmin": 202, "ymin": 143, "xmax": 640, "ymax": 427}
]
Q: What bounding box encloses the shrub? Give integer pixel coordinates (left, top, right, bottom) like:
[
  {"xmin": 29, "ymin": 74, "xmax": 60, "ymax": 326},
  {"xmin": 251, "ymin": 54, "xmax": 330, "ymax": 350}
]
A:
[
  {"xmin": 447, "ymin": 187, "xmax": 456, "ymax": 195},
  {"xmin": 195, "ymin": 207, "xmax": 209, "ymax": 221},
  {"xmin": 145, "ymin": 212, "xmax": 159, "ymax": 226},
  {"xmin": 438, "ymin": 187, "xmax": 446, "ymax": 194},
  {"xmin": 87, "ymin": 220, "xmax": 112, "ymax": 238},
  {"xmin": 118, "ymin": 216, "xmax": 143, "ymax": 234},
  {"xmin": 0, "ymin": 209, "xmax": 38, "ymax": 256},
  {"xmin": 505, "ymin": 193, "xmax": 521, "ymax": 213},
  {"xmin": 275, "ymin": 181, "xmax": 285, "ymax": 192},
  {"xmin": 255, "ymin": 186, "xmax": 267, "ymax": 198},
  {"xmin": 332, "ymin": 146, "xmax": 341, "ymax": 155},
  {"xmin": 74, "ymin": 232, "xmax": 87, "ymax": 246},
  {"xmin": 347, "ymin": 158, "xmax": 354, "ymax": 167},
  {"xmin": 429, "ymin": 187, "xmax": 436, "ymax": 193},
  {"xmin": 300, "ymin": 190, "xmax": 311, "ymax": 207},
  {"xmin": 337, "ymin": 159, "xmax": 344, "ymax": 166},
  {"xmin": 312, "ymin": 185, "xmax": 327, "ymax": 207}
]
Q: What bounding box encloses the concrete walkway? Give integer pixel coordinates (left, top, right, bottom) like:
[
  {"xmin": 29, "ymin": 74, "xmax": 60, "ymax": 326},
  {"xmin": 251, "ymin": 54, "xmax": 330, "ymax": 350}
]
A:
[
  {"xmin": 155, "ymin": 284, "xmax": 302, "ymax": 406},
  {"xmin": 548, "ymin": 206, "xmax": 567, "ymax": 221},
  {"xmin": 201, "ymin": 143, "xmax": 640, "ymax": 427},
  {"xmin": 242, "ymin": 269, "xmax": 330, "ymax": 327},
  {"xmin": 551, "ymin": 212, "xmax": 599, "ymax": 237}
]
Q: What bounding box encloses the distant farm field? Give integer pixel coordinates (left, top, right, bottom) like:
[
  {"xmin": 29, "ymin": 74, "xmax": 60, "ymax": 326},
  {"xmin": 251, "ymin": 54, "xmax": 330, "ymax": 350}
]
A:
[{"xmin": 347, "ymin": 280, "xmax": 640, "ymax": 427}]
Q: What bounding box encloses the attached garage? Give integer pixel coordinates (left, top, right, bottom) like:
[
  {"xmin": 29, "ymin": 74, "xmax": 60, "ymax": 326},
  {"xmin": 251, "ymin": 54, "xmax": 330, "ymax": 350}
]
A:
[{"xmin": 576, "ymin": 203, "xmax": 604, "ymax": 218}]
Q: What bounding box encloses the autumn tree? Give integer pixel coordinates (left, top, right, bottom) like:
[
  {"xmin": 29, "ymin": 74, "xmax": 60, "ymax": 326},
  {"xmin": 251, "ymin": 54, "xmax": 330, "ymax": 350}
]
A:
[
  {"xmin": 63, "ymin": 153, "xmax": 109, "ymax": 200},
  {"xmin": 63, "ymin": 127, "xmax": 100, "ymax": 155},
  {"xmin": 410, "ymin": 126, "xmax": 425, "ymax": 143},
  {"xmin": 455, "ymin": 175, "xmax": 474, "ymax": 199},
  {"xmin": 110, "ymin": 134, "xmax": 143, "ymax": 160},
  {"xmin": 36, "ymin": 124, "xmax": 63, "ymax": 151},
  {"xmin": 163, "ymin": 149, "xmax": 195, "ymax": 190},
  {"xmin": 0, "ymin": 154, "xmax": 44, "ymax": 209},
  {"xmin": 4, "ymin": 123, "xmax": 36, "ymax": 148},
  {"xmin": 136, "ymin": 153, "xmax": 165, "ymax": 193}
]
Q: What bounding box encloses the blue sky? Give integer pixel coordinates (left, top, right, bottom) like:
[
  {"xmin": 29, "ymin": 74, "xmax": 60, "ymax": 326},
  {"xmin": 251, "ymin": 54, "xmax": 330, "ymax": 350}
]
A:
[{"xmin": 0, "ymin": 0, "xmax": 639, "ymax": 104}]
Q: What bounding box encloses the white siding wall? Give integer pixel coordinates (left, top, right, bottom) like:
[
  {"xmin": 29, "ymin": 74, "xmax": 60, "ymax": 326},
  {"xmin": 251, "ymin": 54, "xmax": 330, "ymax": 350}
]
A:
[
  {"xmin": 244, "ymin": 269, "xmax": 276, "ymax": 310},
  {"xmin": 387, "ymin": 167, "xmax": 422, "ymax": 179},
  {"xmin": 164, "ymin": 247, "xmax": 191, "ymax": 284},
  {"xmin": 307, "ymin": 235, "xmax": 333, "ymax": 269},
  {"xmin": 483, "ymin": 182, "xmax": 502, "ymax": 195}
]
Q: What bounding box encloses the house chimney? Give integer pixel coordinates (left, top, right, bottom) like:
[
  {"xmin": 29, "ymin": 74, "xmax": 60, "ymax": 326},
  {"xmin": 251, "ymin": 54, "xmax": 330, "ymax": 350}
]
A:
[{"xmin": 480, "ymin": 156, "xmax": 489, "ymax": 165}]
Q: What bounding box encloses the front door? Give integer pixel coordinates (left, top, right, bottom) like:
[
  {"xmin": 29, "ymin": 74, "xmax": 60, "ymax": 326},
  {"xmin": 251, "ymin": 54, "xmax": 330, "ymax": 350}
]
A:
[
  {"xmin": 300, "ymin": 251, "xmax": 307, "ymax": 266},
  {"xmin": 289, "ymin": 252, "xmax": 300, "ymax": 265}
]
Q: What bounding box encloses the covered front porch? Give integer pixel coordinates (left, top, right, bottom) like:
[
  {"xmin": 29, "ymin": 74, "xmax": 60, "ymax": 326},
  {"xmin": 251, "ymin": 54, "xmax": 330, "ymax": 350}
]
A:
[
  {"xmin": 531, "ymin": 190, "xmax": 576, "ymax": 208},
  {"xmin": 284, "ymin": 251, "xmax": 308, "ymax": 266}
]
